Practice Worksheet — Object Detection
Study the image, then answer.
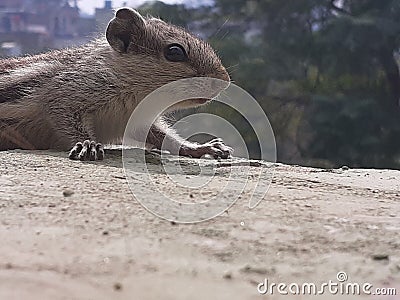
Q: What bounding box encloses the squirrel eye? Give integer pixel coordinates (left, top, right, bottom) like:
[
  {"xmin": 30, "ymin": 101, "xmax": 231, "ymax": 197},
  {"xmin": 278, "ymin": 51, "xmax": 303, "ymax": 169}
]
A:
[{"xmin": 164, "ymin": 44, "xmax": 188, "ymax": 62}]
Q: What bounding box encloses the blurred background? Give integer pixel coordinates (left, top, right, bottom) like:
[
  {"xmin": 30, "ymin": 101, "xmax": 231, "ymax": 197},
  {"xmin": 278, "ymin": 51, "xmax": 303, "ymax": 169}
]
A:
[{"xmin": 1, "ymin": 0, "xmax": 399, "ymax": 169}]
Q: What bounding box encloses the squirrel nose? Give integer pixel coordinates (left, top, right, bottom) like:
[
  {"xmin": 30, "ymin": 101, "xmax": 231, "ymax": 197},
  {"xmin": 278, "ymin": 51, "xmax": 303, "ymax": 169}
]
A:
[{"xmin": 220, "ymin": 70, "xmax": 230, "ymax": 82}]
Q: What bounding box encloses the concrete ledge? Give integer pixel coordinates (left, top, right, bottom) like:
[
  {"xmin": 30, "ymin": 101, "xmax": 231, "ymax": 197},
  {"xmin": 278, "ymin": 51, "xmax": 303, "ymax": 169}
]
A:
[{"xmin": 0, "ymin": 149, "xmax": 399, "ymax": 299}]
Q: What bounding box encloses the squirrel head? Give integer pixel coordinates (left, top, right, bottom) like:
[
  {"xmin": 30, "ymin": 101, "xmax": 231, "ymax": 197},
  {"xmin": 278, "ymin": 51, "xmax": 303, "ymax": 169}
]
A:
[{"xmin": 106, "ymin": 7, "xmax": 230, "ymax": 109}]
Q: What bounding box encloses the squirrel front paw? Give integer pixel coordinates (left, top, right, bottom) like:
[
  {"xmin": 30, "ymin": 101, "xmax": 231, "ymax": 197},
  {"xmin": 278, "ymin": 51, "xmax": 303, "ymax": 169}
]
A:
[
  {"xmin": 180, "ymin": 138, "xmax": 233, "ymax": 159},
  {"xmin": 68, "ymin": 140, "xmax": 104, "ymax": 161}
]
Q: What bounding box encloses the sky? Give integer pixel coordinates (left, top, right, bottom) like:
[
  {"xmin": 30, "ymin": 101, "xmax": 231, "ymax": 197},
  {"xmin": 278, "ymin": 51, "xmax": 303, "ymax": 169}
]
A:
[{"xmin": 78, "ymin": 0, "xmax": 186, "ymax": 15}]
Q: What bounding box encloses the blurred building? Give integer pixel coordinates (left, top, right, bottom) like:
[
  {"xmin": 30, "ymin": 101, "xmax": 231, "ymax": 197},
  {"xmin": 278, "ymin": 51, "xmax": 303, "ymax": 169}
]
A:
[
  {"xmin": 95, "ymin": 0, "xmax": 114, "ymax": 34},
  {"xmin": 0, "ymin": 0, "xmax": 102, "ymax": 57}
]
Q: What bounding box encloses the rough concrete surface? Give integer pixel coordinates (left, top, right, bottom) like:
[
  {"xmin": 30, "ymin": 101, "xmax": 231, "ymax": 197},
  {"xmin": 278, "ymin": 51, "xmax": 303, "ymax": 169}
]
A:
[{"xmin": 0, "ymin": 149, "xmax": 399, "ymax": 300}]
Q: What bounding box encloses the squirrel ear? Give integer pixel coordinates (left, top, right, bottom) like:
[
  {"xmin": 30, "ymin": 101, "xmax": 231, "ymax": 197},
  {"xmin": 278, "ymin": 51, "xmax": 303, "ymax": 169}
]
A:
[{"xmin": 106, "ymin": 7, "xmax": 146, "ymax": 53}]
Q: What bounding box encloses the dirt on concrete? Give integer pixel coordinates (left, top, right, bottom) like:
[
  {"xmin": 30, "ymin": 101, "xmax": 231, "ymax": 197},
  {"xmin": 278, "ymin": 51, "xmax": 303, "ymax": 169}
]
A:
[{"xmin": 0, "ymin": 149, "xmax": 399, "ymax": 300}]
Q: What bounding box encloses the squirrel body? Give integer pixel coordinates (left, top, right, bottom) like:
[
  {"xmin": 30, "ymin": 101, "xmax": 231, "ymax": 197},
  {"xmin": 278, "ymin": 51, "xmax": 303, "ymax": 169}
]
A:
[{"xmin": 0, "ymin": 8, "xmax": 232, "ymax": 160}]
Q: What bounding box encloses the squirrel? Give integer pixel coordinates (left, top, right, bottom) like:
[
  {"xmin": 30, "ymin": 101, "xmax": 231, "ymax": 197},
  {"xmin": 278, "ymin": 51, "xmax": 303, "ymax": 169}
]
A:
[{"xmin": 0, "ymin": 7, "xmax": 233, "ymax": 161}]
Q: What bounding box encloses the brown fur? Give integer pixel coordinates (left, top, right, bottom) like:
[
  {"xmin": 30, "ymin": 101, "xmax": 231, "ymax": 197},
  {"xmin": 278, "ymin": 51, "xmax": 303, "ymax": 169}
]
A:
[{"xmin": 0, "ymin": 8, "xmax": 229, "ymax": 154}]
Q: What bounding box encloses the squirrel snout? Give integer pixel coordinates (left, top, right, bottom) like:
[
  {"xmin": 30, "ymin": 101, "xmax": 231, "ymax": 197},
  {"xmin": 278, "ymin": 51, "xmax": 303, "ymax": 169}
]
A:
[
  {"xmin": 199, "ymin": 70, "xmax": 230, "ymax": 83},
  {"xmin": 219, "ymin": 70, "xmax": 231, "ymax": 82}
]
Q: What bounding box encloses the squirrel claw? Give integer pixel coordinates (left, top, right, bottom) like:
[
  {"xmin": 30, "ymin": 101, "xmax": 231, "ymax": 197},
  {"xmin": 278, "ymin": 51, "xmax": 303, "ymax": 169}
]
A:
[
  {"xmin": 180, "ymin": 138, "xmax": 233, "ymax": 159},
  {"xmin": 69, "ymin": 140, "xmax": 104, "ymax": 161},
  {"xmin": 205, "ymin": 139, "xmax": 233, "ymax": 159}
]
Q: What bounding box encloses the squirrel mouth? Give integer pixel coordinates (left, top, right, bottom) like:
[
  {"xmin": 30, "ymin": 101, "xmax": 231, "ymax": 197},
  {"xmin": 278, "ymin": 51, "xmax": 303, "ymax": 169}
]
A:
[
  {"xmin": 180, "ymin": 97, "xmax": 213, "ymax": 105},
  {"xmin": 190, "ymin": 98, "xmax": 211, "ymax": 104},
  {"xmin": 167, "ymin": 98, "xmax": 213, "ymax": 112}
]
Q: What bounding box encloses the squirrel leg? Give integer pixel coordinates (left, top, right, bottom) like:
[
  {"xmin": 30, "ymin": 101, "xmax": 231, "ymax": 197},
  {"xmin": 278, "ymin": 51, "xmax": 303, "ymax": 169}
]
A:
[
  {"xmin": 46, "ymin": 111, "xmax": 104, "ymax": 161},
  {"xmin": 146, "ymin": 121, "xmax": 233, "ymax": 159}
]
